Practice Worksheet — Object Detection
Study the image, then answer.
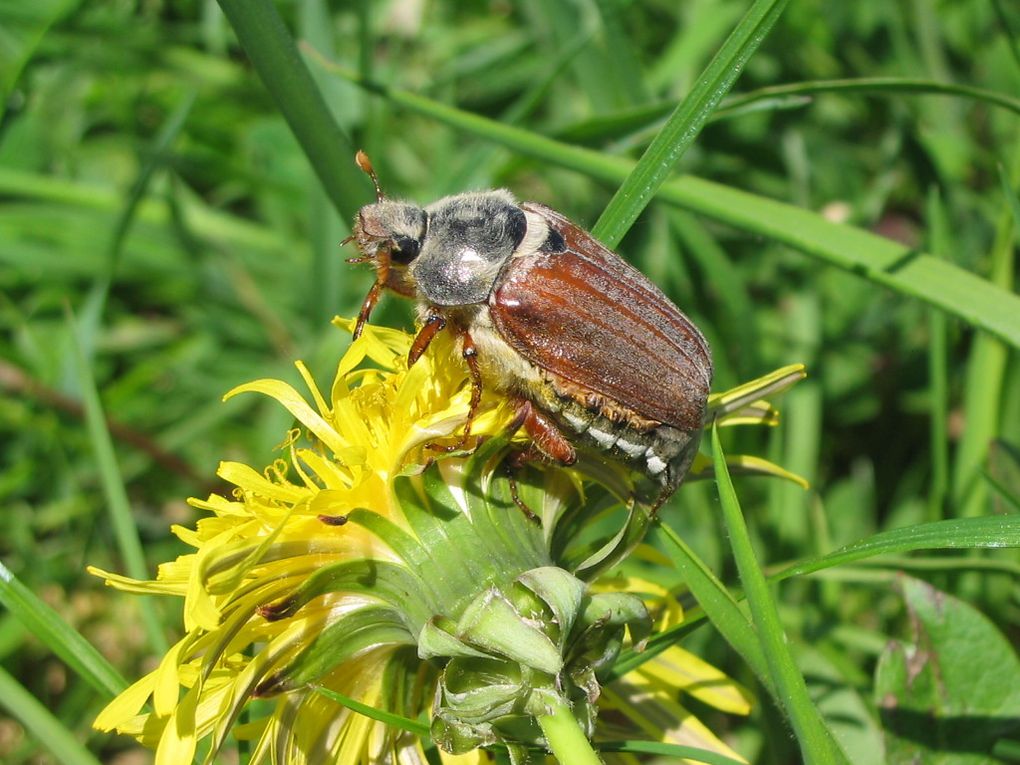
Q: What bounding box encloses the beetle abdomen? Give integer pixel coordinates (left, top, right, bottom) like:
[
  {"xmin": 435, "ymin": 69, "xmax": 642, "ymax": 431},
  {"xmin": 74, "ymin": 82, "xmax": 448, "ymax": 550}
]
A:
[{"xmin": 533, "ymin": 374, "xmax": 702, "ymax": 491}]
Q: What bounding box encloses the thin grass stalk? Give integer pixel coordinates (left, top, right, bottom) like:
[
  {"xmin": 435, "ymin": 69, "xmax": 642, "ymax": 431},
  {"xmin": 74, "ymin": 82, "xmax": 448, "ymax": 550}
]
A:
[
  {"xmin": 710, "ymin": 427, "xmax": 849, "ymax": 764},
  {"xmin": 215, "ymin": 0, "xmax": 363, "ymax": 220},
  {"xmin": 925, "ymin": 187, "xmax": 951, "ymax": 523},
  {"xmin": 0, "ymin": 666, "xmax": 105, "ymax": 765},
  {"xmin": 0, "ymin": 561, "xmax": 127, "ymax": 699},
  {"xmin": 591, "ymin": 0, "xmax": 789, "ymax": 248},
  {"xmin": 68, "ymin": 312, "xmax": 167, "ymax": 654}
]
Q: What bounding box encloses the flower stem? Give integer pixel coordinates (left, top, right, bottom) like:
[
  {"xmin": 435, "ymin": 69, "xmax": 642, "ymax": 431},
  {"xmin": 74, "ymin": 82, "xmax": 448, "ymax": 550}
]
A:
[{"xmin": 536, "ymin": 697, "xmax": 603, "ymax": 765}]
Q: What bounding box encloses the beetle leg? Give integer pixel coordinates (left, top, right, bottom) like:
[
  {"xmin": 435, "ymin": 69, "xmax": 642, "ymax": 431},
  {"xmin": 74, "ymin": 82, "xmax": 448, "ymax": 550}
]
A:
[
  {"xmin": 425, "ymin": 328, "xmax": 484, "ymax": 454},
  {"xmin": 646, "ymin": 467, "xmax": 680, "ymax": 516},
  {"xmin": 353, "ymin": 281, "xmax": 384, "ymax": 340},
  {"xmin": 511, "ymin": 400, "xmax": 577, "ymax": 466},
  {"xmin": 460, "ymin": 334, "xmax": 483, "ymax": 439},
  {"xmin": 501, "ymin": 401, "xmax": 576, "ymax": 524},
  {"xmin": 408, "ymin": 314, "xmax": 447, "ymax": 366},
  {"xmin": 504, "ymin": 461, "xmax": 539, "ymax": 523}
]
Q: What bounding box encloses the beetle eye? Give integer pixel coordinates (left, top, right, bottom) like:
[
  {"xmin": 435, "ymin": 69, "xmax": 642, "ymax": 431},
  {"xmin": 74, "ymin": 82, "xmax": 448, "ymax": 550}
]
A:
[{"xmin": 390, "ymin": 236, "xmax": 420, "ymax": 264}]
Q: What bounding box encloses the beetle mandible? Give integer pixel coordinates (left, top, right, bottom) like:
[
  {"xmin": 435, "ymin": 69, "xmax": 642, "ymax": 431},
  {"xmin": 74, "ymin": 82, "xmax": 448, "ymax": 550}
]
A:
[{"xmin": 347, "ymin": 151, "xmax": 712, "ymax": 508}]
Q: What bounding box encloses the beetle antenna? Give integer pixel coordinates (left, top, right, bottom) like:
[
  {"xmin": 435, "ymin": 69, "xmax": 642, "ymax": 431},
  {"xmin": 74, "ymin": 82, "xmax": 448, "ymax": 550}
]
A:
[{"xmin": 355, "ymin": 150, "xmax": 385, "ymax": 202}]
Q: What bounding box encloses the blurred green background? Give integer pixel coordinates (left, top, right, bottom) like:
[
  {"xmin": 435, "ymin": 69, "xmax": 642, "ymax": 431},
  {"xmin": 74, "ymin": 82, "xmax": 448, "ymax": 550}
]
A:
[{"xmin": 1, "ymin": 0, "xmax": 1018, "ymax": 762}]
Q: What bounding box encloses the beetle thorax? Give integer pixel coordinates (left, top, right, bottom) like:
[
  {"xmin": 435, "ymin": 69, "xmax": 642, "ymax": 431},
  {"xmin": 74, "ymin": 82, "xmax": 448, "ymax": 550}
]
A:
[{"xmin": 410, "ymin": 191, "xmax": 528, "ymax": 306}]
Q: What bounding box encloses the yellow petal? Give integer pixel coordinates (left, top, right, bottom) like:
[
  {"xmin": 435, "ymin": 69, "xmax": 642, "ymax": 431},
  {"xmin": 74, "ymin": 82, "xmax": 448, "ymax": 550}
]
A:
[
  {"xmin": 93, "ymin": 672, "xmax": 157, "ymax": 731},
  {"xmin": 295, "ymin": 359, "xmax": 331, "ymax": 418},
  {"xmin": 87, "ymin": 566, "xmax": 182, "ymax": 596},
  {"xmin": 724, "ymin": 454, "xmax": 810, "ymax": 489},
  {"xmin": 634, "ymin": 644, "xmax": 753, "ymax": 715},
  {"xmin": 156, "ymin": 679, "xmax": 200, "ymax": 765},
  {"xmin": 438, "ymin": 748, "xmax": 485, "ymax": 765},
  {"xmin": 217, "ymin": 461, "xmax": 307, "ymax": 504},
  {"xmin": 602, "ymin": 680, "xmax": 747, "ymax": 763},
  {"xmin": 224, "ymin": 379, "xmax": 352, "ymax": 459},
  {"xmin": 707, "ymin": 364, "xmax": 806, "ymax": 419},
  {"xmin": 153, "ymin": 637, "xmax": 190, "ymax": 716}
]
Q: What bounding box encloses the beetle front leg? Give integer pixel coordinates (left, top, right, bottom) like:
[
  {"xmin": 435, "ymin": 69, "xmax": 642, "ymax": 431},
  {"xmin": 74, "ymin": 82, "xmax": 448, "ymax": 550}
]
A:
[
  {"xmin": 502, "ymin": 400, "xmax": 577, "ymax": 522},
  {"xmin": 353, "ymin": 281, "xmax": 384, "ymax": 340}
]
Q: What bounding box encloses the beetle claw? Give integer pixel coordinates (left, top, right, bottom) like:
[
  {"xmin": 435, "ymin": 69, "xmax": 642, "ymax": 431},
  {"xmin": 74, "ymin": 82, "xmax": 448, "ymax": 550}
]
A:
[{"xmin": 504, "ymin": 460, "xmax": 540, "ymax": 523}]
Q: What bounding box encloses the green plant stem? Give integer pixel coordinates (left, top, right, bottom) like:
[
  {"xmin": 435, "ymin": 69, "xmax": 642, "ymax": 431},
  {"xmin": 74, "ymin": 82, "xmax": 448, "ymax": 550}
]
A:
[
  {"xmin": 925, "ymin": 187, "xmax": 950, "ymax": 522},
  {"xmin": 0, "ymin": 666, "xmax": 104, "ymax": 765},
  {"xmin": 711, "ymin": 426, "xmax": 848, "ymax": 764},
  {"xmin": 68, "ymin": 310, "xmax": 167, "ymax": 655},
  {"xmin": 0, "ymin": 560, "xmax": 126, "ymax": 698},
  {"xmin": 720, "ymin": 76, "xmax": 1020, "ymax": 118},
  {"xmin": 216, "ymin": 0, "xmax": 363, "ymax": 220},
  {"xmin": 536, "ymin": 696, "xmax": 603, "ymax": 765},
  {"xmin": 591, "ymin": 0, "xmax": 789, "ymax": 248}
]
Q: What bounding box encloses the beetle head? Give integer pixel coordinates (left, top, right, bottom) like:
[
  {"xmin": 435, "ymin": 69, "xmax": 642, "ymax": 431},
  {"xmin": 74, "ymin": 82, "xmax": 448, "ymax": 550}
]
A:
[
  {"xmin": 348, "ymin": 152, "xmax": 431, "ymax": 337},
  {"xmin": 352, "ymin": 200, "xmax": 428, "ymax": 296}
]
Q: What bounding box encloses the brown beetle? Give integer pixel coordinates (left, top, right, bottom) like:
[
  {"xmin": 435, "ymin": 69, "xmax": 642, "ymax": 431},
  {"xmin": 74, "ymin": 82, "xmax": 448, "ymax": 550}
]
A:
[{"xmin": 347, "ymin": 152, "xmax": 712, "ymax": 506}]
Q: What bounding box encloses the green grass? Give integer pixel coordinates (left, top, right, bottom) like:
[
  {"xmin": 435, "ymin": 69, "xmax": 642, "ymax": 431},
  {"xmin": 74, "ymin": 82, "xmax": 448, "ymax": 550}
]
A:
[{"xmin": 1, "ymin": 1, "xmax": 1019, "ymax": 763}]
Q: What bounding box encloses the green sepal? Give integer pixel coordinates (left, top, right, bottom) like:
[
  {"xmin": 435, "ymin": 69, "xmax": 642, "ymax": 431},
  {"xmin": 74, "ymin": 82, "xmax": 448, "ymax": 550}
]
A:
[
  {"xmin": 426, "ymin": 566, "xmax": 648, "ymax": 753},
  {"xmin": 579, "ymin": 591, "xmax": 653, "ymax": 647},
  {"xmin": 430, "ymin": 709, "xmax": 497, "ymax": 754},
  {"xmin": 456, "ymin": 588, "xmax": 563, "ymax": 675},
  {"xmin": 418, "ymin": 618, "xmax": 492, "ymax": 662},
  {"xmin": 257, "ymin": 559, "xmax": 433, "ymax": 627},
  {"xmin": 515, "ymin": 566, "xmax": 586, "ymax": 651},
  {"xmin": 440, "ymin": 656, "xmax": 530, "ymax": 722},
  {"xmin": 255, "ymin": 606, "xmax": 413, "ymax": 695},
  {"xmin": 572, "ymin": 499, "xmax": 655, "ymax": 580}
]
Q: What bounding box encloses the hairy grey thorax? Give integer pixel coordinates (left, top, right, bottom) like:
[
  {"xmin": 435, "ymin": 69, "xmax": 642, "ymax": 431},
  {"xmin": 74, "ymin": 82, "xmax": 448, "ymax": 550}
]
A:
[{"xmin": 411, "ymin": 191, "xmax": 528, "ymax": 306}]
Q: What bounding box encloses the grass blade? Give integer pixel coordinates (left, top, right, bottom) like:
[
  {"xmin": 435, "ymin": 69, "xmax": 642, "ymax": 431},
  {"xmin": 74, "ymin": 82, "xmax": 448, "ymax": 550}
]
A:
[
  {"xmin": 711, "ymin": 426, "xmax": 849, "ymax": 764},
  {"xmin": 925, "ymin": 186, "xmax": 951, "ymax": 522},
  {"xmin": 557, "ymin": 77, "xmax": 1020, "ymax": 146},
  {"xmin": 719, "ymin": 77, "xmax": 1020, "ymax": 118},
  {"xmin": 68, "ymin": 311, "xmax": 167, "ymax": 654},
  {"xmin": 773, "ymin": 515, "xmax": 1020, "ymax": 582},
  {"xmin": 0, "ymin": 561, "xmax": 126, "ymax": 699},
  {"xmin": 314, "ymin": 686, "xmax": 430, "ymax": 737},
  {"xmin": 319, "ymin": 70, "xmax": 1020, "ymax": 350},
  {"xmin": 615, "ymin": 513, "xmax": 1020, "ymax": 680},
  {"xmin": 591, "ymin": 0, "xmax": 789, "ymax": 248},
  {"xmin": 76, "ymin": 91, "xmax": 196, "ymax": 363},
  {"xmin": 0, "ymin": 666, "xmax": 104, "ymax": 765},
  {"xmin": 952, "ymin": 162, "xmax": 1017, "ymax": 517},
  {"xmin": 215, "ymin": 0, "xmax": 364, "ymax": 220},
  {"xmin": 0, "ymin": 0, "xmax": 79, "ymax": 109},
  {"xmin": 648, "ymin": 522, "xmax": 771, "ymax": 692}
]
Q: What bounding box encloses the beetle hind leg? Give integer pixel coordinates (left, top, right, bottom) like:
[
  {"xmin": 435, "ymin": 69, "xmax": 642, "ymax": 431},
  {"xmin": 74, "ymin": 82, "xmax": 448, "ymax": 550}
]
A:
[
  {"xmin": 511, "ymin": 400, "xmax": 577, "ymax": 466},
  {"xmin": 504, "ymin": 462, "xmax": 539, "ymax": 523},
  {"xmin": 500, "ymin": 400, "xmax": 578, "ymax": 523}
]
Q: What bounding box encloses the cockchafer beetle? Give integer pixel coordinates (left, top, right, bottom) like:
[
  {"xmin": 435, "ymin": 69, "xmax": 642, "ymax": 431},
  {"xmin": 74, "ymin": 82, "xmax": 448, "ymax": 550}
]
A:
[{"xmin": 346, "ymin": 151, "xmax": 712, "ymax": 509}]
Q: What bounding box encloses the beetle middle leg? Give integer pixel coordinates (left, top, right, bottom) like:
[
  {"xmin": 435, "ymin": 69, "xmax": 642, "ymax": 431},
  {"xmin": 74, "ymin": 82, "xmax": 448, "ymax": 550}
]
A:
[
  {"xmin": 427, "ymin": 330, "xmax": 483, "ymax": 453},
  {"xmin": 409, "ymin": 316, "xmax": 484, "ymax": 454},
  {"xmin": 408, "ymin": 314, "xmax": 446, "ymax": 365}
]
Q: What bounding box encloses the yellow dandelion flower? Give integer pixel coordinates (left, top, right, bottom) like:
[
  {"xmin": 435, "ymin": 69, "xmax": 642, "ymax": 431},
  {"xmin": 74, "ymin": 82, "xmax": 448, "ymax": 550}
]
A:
[{"xmin": 91, "ymin": 318, "xmax": 801, "ymax": 765}]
